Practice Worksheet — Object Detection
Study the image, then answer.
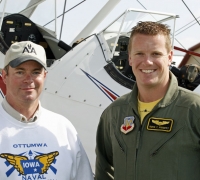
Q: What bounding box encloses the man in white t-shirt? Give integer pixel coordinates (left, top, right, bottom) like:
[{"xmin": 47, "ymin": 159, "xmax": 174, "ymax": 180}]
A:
[{"xmin": 0, "ymin": 41, "xmax": 94, "ymax": 180}]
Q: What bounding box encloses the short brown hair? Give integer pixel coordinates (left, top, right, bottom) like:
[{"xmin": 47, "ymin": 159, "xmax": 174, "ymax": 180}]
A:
[
  {"xmin": 3, "ymin": 64, "xmax": 9, "ymax": 74},
  {"xmin": 128, "ymin": 21, "xmax": 172, "ymax": 53}
]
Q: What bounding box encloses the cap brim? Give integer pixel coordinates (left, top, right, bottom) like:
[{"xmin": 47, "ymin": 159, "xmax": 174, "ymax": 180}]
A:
[{"xmin": 9, "ymin": 55, "xmax": 46, "ymax": 69}]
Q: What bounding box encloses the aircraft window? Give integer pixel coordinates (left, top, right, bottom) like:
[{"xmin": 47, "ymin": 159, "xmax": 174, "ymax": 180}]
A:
[
  {"xmin": 111, "ymin": 36, "xmax": 136, "ymax": 80},
  {"xmin": 104, "ymin": 62, "xmax": 135, "ymax": 90}
]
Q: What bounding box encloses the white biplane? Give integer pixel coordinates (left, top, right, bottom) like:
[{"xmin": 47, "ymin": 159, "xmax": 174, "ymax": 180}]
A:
[{"xmin": 0, "ymin": 0, "xmax": 200, "ymax": 171}]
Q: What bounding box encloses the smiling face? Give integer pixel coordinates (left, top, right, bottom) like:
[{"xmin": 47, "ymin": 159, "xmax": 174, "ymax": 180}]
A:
[
  {"xmin": 2, "ymin": 60, "xmax": 47, "ymax": 109},
  {"xmin": 129, "ymin": 33, "xmax": 172, "ymax": 90}
]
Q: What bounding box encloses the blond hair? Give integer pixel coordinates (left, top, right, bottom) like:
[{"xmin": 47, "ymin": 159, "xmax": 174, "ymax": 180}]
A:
[{"xmin": 128, "ymin": 21, "xmax": 172, "ymax": 53}]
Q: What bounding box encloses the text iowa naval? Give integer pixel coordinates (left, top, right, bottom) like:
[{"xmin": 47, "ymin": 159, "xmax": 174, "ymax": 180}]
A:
[{"xmin": 22, "ymin": 174, "xmax": 46, "ymax": 180}]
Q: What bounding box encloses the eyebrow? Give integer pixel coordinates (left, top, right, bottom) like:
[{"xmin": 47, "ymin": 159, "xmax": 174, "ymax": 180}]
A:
[{"xmin": 15, "ymin": 67, "xmax": 43, "ymax": 70}]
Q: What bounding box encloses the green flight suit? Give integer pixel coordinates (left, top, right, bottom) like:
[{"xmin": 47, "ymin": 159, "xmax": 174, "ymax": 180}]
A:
[{"xmin": 95, "ymin": 72, "xmax": 200, "ymax": 180}]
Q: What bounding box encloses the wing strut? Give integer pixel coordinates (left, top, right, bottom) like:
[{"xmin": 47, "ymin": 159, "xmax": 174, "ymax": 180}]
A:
[
  {"xmin": 0, "ymin": 0, "xmax": 7, "ymax": 30},
  {"xmin": 59, "ymin": 0, "xmax": 67, "ymax": 40},
  {"xmin": 43, "ymin": 0, "xmax": 86, "ymax": 27},
  {"xmin": 174, "ymin": 46, "xmax": 200, "ymax": 57},
  {"xmin": 182, "ymin": 0, "xmax": 200, "ymax": 26}
]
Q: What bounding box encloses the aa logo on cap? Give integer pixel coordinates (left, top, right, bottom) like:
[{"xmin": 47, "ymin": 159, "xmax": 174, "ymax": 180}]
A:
[
  {"xmin": 147, "ymin": 117, "xmax": 173, "ymax": 132},
  {"xmin": 22, "ymin": 44, "xmax": 37, "ymax": 55},
  {"xmin": 120, "ymin": 116, "xmax": 135, "ymax": 134}
]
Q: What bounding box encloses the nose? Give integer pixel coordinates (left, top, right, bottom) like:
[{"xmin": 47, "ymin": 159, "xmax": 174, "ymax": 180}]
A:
[
  {"xmin": 143, "ymin": 55, "xmax": 153, "ymax": 64},
  {"xmin": 23, "ymin": 74, "xmax": 33, "ymax": 83}
]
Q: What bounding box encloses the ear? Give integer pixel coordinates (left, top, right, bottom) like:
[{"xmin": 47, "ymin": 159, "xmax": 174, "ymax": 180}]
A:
[
  {"xmin": 44, "ymin": 70, "xmax": 47, "ymax": 79},
  {"xmin": 168, "ymin": 50, "xmax": 173, "ymax": 66},
  {"xmin": 1, "ymin": 69, "xmax": 7, "ymax": 84},
  {"xmin": 128, "ymin": 55, "xmax": 132, "ymax": 66}
]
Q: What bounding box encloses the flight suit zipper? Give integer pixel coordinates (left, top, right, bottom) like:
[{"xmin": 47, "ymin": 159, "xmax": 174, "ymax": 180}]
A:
[
  {"xmin": 114, "ymin": 130, "xmax": 125, "ymax": 153},
  {"xmin": 132, "ymin": 108, "xmax": 142, "ymax": 180},
  {"xmin": 134, "ymin": 107, "xmax": 160, "ymax": 180},
  {"xmin": 131, "ymin": 108, "xmax": 141, "ymax": 158},
  {"xmin": 136, "ymin": 125, "xmax": 142, "ymax": 157}
]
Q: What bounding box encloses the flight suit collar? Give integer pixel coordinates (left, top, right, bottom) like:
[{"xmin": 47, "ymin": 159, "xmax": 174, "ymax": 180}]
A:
[{"xmin": 129, "ymin": 71, "xmax": 179, "ymax": 112}]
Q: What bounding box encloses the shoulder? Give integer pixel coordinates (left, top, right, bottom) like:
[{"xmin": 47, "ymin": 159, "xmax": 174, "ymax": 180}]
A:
[
  {"xmin": 41, "ymin": 107, "xmax": 66, "ymax": 118},
  {"xmin": 176, "ymin": 87, "xmax": 200, "ymax": 113},
  {"xmin": 107, "ymin": 91, "xmax": 131, "ymax": 109},
  {"xmin": 101, "ymin": 91, "xmax": 132, "ymax": 119},
  {"xmin": 40, "ymin": 107, "xmax": 77, "ymax": 131},
  {"xmin": 178, "ymin": 87, "xmax": 200, "ymax": 103}
]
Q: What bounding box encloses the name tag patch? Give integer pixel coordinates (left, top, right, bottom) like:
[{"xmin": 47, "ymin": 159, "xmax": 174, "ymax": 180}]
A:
[{"xmin": 147, "ymin": 117, "xmax": 173, "ymax": 132}]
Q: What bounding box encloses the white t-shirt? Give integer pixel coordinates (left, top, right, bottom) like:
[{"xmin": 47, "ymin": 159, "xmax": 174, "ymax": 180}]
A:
[{"xmin": 0, "ymin": 104, "xmax": 94, "ymax": 180}]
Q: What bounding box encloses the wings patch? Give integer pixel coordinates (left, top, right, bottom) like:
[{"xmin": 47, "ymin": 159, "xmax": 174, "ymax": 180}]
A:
[
  {"xmin": 0, "ymin": 151, "xmax": 59, "ymax": 176},
  {"xmin": 152, "ymin": 120, "xmax": 170, "ymax": 126},
  {"xmin": 0, "ymin": 154, "xmax": 28, "ymax": 175},
  {"xmin": 147, "ymin": 117, "xmax": 173, "ymax": 132},
  {"xmin": 35, "ymin": 151, "xmax": 59, "ymax": 174}
]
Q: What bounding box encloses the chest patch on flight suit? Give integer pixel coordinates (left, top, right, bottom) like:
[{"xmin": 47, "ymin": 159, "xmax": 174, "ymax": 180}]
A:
[
  {"xmin": 120, "ymin": 116, "xmax": 135, "ymax": 134},
  {"xmin": 147, "ymin": 117, "xmax": 173, "ymax": 132}
]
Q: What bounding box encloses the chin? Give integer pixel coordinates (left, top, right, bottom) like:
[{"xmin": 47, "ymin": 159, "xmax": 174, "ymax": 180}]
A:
[
  {"xmin": 23, "ymin": 95, "xmax": 37, "ymax": 102},
  {"xmin": 142, "ymin": 81, "xmax": 157, "ymax": 87}
]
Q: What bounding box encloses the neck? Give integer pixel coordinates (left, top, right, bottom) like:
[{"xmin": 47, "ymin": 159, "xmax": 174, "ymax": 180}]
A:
[
  {"xmin": 138, "ymin": 80, "xmax": 170, "ymax": 102},
  {"xmin": 6, "ymin": 97, "xmax": 39, "ymax": 119}
]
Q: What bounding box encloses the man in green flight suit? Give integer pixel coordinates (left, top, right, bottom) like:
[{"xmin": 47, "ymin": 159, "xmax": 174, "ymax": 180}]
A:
[{"xmin": 95, "ymin": 21, "xmax": 200, "ymax": 180}]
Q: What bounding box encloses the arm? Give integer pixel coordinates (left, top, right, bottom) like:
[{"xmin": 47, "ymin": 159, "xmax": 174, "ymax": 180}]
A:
[
  {"xmin": 75, "ymin": 139, "xmax": 94, "ymax": 180},
  {"xmin": 65, "ymin": 118, "xmax": 94, "ymax": 180},
  {"xmin": 95, "ymin": 112, "xmax": 114, "ymax": 180}
]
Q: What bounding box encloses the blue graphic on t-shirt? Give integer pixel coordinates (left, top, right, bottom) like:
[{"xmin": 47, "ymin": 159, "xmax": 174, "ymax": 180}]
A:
[{"xmin": 21, "ymin": 159, "xmax": 44, "ymax": 174}]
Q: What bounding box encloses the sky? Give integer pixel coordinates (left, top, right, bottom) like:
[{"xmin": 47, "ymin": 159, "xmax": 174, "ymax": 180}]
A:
[{"xmin": 0, "ymin": 0, "xmax": 200, "ymax": 61}]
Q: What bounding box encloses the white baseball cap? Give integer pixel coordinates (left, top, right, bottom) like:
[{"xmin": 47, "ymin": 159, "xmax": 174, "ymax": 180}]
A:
[{"xmin": 4, "ymin": 41, "xmax": 47, "ymax": 69}]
